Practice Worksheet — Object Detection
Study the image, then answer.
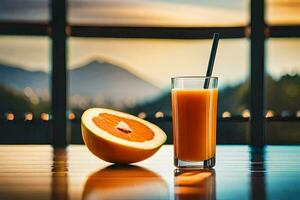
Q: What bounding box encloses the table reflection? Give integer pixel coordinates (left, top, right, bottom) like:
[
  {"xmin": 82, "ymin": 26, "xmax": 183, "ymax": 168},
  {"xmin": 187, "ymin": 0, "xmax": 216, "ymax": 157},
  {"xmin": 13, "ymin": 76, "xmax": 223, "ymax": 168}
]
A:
[
  {"xmin": 51, "ymin": 148, "xmax": 69, "ymax": 200},
  {"xmin": 82, "ymin": 164, "xmax": 169, "ymax": 200},
  {"xmin": 175, "ymin": 169, "xmax": 216, "ymax": 200},
  {"xmin": 250, "ymin": 146, "xmax": 266, "ymax": 200}
]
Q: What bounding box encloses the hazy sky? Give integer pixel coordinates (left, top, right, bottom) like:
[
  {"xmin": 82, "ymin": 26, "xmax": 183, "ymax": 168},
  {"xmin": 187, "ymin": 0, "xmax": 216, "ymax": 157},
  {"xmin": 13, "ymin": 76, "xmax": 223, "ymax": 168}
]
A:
[
  {"xmin": 1, "ymin": 0, "xmax": 248, "ymax": 26},
  {"xmin": 0, "ymin": 0, "xmax": 299, "ymax": 88},
  {"xmin": 1, "ymin": 0, "xmax": 300, "ymax": 25}
]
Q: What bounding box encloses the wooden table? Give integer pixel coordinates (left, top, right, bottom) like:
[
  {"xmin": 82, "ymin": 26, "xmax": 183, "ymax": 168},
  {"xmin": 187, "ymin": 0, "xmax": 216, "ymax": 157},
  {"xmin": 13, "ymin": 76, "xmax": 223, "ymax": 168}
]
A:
[{"xmin": 0, "ymin": 145, "xmax": 299, "ymax": 200}]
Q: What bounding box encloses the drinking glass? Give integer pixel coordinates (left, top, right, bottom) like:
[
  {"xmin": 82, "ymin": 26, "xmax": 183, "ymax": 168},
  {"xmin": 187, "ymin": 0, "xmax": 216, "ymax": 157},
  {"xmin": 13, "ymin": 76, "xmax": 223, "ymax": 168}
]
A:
[{"xmin": 171, "ymin": 76, "xmax": 218, "ymax": 168}]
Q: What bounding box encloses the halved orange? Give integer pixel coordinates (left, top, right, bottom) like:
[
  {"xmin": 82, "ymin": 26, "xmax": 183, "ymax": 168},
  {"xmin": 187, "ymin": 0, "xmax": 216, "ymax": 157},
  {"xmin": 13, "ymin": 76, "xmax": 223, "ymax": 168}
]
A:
[{"xmin": 81, "ymin": 108, "xmax": 167, "ymax": 163}]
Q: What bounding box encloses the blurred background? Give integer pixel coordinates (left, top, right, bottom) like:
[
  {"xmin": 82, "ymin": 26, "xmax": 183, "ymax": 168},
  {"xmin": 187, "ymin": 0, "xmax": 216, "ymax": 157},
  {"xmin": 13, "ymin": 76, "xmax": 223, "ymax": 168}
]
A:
[{"xmin": 0, "ymin": 0, "xmax": 299, "ymax": 144}]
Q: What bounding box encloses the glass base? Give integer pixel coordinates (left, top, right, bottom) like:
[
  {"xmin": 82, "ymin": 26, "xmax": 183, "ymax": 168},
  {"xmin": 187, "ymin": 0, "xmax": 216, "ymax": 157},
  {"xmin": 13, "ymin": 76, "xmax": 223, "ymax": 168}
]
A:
[{"xmin": 174, "ymin": 156, "xmax": 215, "ymax": 168}]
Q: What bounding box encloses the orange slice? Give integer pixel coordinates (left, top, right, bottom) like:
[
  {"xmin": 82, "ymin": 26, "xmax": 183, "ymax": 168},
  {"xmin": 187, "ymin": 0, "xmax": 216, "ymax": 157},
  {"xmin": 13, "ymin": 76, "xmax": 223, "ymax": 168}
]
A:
[{"xmin": 81, "ymin": 108, "xmax": 167, "ymax": 163}]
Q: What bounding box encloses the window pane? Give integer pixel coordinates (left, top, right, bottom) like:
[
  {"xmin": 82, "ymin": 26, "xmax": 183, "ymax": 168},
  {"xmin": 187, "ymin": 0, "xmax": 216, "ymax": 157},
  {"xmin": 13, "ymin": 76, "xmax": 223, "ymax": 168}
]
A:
[
  {"xmin": 266, "ymin": 38, "xmax": 300, "ymax": 114},
  {"xmin": 0, "ymin": 0, "xmax": 49, "ymax": 22},
  {"xmin": 68, "ymin": 0, "xmax": 249, "ymax": 26},
  {"xmin": 266, "ymin": 38, "xmax": 300, "ymax": 144},
  {"xmin": 266, "ymin": 0, "xmax": 300, "ymax": 25},
  {"xmin": 68, "ymin": 38, "xmax": 249, "ymax": 144},
  {"xmin": 0, "ymin": 36, "xmax": 51, "ymax": 143}
]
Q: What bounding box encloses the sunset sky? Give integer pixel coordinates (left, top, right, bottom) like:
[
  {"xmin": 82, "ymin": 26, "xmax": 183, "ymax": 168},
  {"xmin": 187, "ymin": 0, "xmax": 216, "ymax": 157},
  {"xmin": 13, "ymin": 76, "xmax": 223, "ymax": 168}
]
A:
[{"xmin": 0, "ymin": 0, "xmax": 299, "ymax": 89}]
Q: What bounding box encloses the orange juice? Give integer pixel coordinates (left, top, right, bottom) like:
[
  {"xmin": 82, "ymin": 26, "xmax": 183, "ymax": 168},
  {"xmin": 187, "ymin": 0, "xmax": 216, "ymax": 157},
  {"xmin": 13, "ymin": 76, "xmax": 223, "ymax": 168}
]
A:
[{"xmin": 172, "ymin": 89, "xmax": 218, "ymax": 162}]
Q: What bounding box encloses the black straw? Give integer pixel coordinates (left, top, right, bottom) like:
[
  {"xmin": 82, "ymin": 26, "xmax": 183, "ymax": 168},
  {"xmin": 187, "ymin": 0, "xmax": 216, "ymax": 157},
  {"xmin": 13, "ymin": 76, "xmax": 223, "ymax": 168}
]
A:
[{"xmin": 204, "ymin": 33, "xmax": 220, "ymax": 89}]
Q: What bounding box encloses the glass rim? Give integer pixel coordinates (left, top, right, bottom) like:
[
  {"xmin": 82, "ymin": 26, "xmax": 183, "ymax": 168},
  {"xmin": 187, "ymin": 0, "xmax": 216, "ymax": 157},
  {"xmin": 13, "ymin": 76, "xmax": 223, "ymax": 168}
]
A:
[{"xmin": 171, "ymin": 76, "xmax": 218, "ymax": 80}]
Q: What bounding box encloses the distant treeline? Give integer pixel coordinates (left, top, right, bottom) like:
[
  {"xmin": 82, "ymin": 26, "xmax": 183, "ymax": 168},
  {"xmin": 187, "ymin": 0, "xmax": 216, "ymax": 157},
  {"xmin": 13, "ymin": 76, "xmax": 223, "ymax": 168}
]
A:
[{"xmin": 129, "ymin": 74, "xmax": 300, "ymax": 116}]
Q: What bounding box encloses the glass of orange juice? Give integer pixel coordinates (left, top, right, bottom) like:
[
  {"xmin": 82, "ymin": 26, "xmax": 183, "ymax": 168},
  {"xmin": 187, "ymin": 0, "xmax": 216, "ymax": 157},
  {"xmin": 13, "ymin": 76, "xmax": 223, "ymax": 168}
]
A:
[{"xmin": 171, "ymin": 76, "xmax": 218, "ymax": 168}]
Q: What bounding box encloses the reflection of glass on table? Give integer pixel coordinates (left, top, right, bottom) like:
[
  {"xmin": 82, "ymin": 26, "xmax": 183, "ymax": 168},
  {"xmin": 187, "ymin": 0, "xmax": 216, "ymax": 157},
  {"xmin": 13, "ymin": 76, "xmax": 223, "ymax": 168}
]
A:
[{"xmin": 175, "ymin": 169, "xmax": 216, "ymax": 200}]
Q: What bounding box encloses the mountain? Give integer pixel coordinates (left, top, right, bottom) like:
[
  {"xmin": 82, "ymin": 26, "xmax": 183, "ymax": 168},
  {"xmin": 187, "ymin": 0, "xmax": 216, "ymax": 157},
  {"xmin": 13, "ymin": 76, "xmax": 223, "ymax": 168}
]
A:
[
  {"xmin": 69, "ymin": 61, "xmax": 161, "ymax": 108},
  {"xmin": 0, "ymin": 63, "xmax": 48, "ymax": 91},
  {"xmin": 0, "ymin": 60, "xmax": 161, "ymax": 109}
]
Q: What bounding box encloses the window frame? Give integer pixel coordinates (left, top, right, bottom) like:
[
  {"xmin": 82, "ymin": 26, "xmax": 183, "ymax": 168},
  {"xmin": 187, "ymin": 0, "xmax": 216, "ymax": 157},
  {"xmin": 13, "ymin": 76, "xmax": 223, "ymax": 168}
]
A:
[{"xmin": 0, "ymin": 0, "xmax": 299, "ymax": 146}]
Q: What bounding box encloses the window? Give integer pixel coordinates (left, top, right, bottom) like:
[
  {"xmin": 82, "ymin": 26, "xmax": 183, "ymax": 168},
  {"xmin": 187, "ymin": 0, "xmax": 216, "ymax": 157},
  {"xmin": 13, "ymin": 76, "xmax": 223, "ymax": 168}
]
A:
[
  {"xmin": 0, "ymin": 0, "xmax": 299, "ymax": 145},
  {"xmin": 266, "ymin": 38, "xmax": 300, "ymax": 143},
  {"xmin": 0, "ymin": 0, "xmax": 49, "ymax": 22},
  {"xmin": 0, "ymin": 36, "xmax": 51, "ymax": 143},
  {"xmin": 266, "ymin": 0, "xmax": 300, "ymax": 25},
  {"xmin": 67, "ymin": 38, "xmax": 249, "ymax": 143},
  {"xmin": 266, "ymin": 38, "xmax": 300, "ymax": 115},
  {"xmin": 68, "ymin": 0, "xmax": 249, "ymax": 27}
]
